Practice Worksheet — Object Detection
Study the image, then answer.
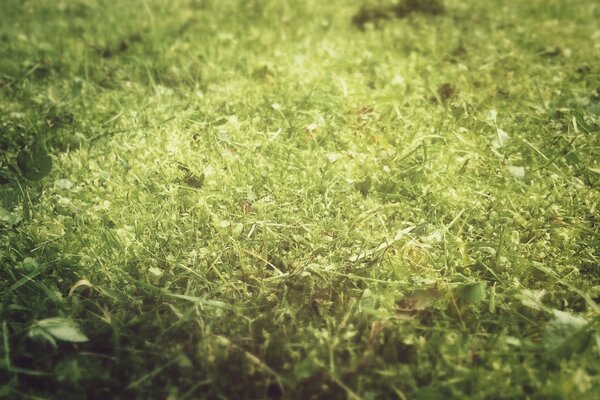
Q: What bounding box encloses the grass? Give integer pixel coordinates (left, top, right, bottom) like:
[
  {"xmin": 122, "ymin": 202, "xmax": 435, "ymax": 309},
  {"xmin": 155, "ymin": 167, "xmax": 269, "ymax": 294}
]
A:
[{"xmin": 1, "ymin": 0, "xmax": 599, "ymax": 398}]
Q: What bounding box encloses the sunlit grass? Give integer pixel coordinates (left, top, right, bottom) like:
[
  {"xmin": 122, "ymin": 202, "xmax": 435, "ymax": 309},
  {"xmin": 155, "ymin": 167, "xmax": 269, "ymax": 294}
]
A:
[{"xmin": 1, "ymin": 0, "xmax": 599, "ymax": 398}]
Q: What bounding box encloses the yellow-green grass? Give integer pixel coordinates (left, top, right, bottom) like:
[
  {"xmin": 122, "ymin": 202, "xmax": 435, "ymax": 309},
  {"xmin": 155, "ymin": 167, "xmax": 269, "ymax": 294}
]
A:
[{"xmin": 1, "ymin": 0, "xmax": 599, "ymax": 398}]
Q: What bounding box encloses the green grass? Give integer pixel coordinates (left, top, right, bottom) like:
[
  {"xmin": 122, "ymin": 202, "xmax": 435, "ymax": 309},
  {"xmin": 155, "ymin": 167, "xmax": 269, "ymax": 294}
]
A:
[{"xmin": 1, "ymin": 0, "xmax": 599, "ymax": 398}]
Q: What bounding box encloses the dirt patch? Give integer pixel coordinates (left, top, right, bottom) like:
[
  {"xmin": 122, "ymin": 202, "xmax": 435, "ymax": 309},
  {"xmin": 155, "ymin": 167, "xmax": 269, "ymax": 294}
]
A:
[
  {"xmin": 431, "ymin": 82, "xmax": 457, "ymax": 104},
  {"xmin": 353, "ymin": 0, "xmax": 445, "ymax": 29},
  {"xmin": 95, "ymin": 34, "xmax": 142, "ymax": 59},
  {"xmin": 395, "ymin": 0, "xmax": 446, "ymax": 18}
]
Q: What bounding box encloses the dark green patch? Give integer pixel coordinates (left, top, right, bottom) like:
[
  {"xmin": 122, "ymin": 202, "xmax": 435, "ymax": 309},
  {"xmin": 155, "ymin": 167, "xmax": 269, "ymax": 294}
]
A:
[{"xmin": 17, "ymin": 144, "xmax": 52, "ymax": 181}]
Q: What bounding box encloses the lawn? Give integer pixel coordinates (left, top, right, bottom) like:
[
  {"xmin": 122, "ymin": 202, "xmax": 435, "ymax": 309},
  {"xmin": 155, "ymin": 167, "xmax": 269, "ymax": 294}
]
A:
[{"xmin": 1, "ymin": 0, "xmax": 599, "ymax": 398}]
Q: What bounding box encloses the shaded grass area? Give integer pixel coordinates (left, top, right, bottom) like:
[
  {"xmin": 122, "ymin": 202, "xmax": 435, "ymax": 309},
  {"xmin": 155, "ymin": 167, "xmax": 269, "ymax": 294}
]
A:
[{"xmin": 1, "ymin": 0, "xmax": 600, "ymax": 398}]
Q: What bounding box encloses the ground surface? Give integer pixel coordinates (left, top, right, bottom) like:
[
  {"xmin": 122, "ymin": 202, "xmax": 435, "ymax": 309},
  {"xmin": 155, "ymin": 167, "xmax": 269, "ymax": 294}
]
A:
[{"xmin": 1, "ymin": 0, "xmax": 600, "ymax": 398}]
